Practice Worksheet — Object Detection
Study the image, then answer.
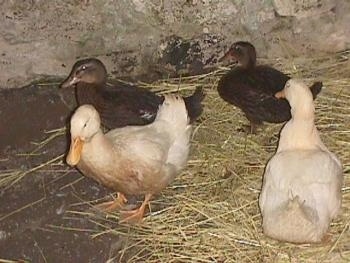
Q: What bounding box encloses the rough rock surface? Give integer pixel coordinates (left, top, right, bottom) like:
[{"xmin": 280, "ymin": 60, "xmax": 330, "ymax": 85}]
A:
[{"xmin": 0, "ymin": 0, "xmax": 349, "ymax": 88}]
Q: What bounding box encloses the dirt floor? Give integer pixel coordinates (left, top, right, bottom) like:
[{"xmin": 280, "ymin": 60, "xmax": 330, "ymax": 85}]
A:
[
  {"xmin": 1, "ymin": 56, "xmax": 349, "ymax": 262},
  {"xmin": 0, "ymin": 84, "xmax": 126, "ymax": 262}
]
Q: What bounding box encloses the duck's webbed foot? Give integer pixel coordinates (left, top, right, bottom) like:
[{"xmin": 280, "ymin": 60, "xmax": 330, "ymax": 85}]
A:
[
  {"xmin": 95, "ymin": 192, "xmax": 127, "ymax": 212},
  {"xmin": 119, "ymin": 194, "xmax": 152, "ymax": 224}
]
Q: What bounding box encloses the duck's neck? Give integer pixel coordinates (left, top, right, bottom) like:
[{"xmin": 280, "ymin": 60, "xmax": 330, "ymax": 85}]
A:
[
  {"xmin": 241, "ymin": 57, "xmax": 256, "ymax": 70},
  {"xmin": 76, "ymin": 83, "xmax": 104, "ymax": 106},
  {"xmin": 277, "ymin": 103, "xmax": 326, "ymax": 152},
  {"xmin": 80, "ymin": 130, "xmax": 117, "ymax": 169}
]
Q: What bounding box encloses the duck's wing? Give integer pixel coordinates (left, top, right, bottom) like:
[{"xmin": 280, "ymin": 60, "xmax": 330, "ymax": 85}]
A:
[
  {"xmin": 243, "ymin": 67, "xmax": 294, "ymax": 122},
  {"xmin": 107, "ymin": 125, "xmax": 172, "ymax": 167},
  {"xmin": 239, "ymin": 85, "xmax": 292, "ymax": 123},
  {"xmin": 254, "ymin": 66, "xmax": 290, "ymax": 94},
  {"xmin": 254, "ymin": 92, "xmax": 291, "ymax": 123},
  {"xmin": 100, "ymin": 83, "xmax": 164, "ymax": 128},
  {"xmin": 256, "ymin": 67, "xmax": 323, "ymax": 99},
  {"xmin": 217, "ymin": 68, "xmax": 291, "ymax": 123},
  {"xmin": 259, "ymin": 161, "xmax": 273, "ymax": 213},
  {"xmin": 75, "ymin": 82, "xmax": 160, "ymax": 124}
]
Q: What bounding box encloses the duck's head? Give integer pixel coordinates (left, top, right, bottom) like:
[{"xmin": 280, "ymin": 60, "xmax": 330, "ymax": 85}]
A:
[
  {"xmin": 60, "ymin": 58, "xmax": 107, "ymax": 88},
  {"xmin": 66, "ymin": 105, "xmax": 101, "ymax": 166},
  {"xmin": 219, "ymin": 41, "xmax": 257, "ymax": 68},
  {"xmin": 275, "ymin": 79, "xmax": 314, "ymax": 111}
]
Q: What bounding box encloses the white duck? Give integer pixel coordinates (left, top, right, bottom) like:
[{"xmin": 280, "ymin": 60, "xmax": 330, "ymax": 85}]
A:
[
  {"xmin": 66, "ymin": 94, "xmax": 194, "ymax": 223},
  {"xmin": 259, "ymin": 79, "xmax": 343, "ymax": 243}
]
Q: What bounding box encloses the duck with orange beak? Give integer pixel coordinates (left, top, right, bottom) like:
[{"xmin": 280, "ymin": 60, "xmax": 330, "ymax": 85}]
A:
[
  {"xmin": 259, "ymin": 79, "xmax": 343, "ymax": 243},
  {"xmin": 66, "ymin": 93, "xmax": 201, "ymax": 223}
]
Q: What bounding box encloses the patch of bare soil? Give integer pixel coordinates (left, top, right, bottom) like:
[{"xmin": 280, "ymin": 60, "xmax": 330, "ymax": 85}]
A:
[{"xmin": 0, "ymin": 84, "xmax": 122, "ymax": 262}]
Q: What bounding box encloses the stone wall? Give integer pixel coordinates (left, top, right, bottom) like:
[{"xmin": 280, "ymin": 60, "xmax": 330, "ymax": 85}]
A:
[{"xmin": 0, "ymin": 0, "xmax": 349, "ymax": 88}]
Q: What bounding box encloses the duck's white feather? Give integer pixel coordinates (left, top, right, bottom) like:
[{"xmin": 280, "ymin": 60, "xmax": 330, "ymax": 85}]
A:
[
  {"xmin": 70, "ymin": 94, "xmax": 192, "ymax": 197},
  {"xmin": 259, "ymin": 79, "xmax": 343, "ymax": 243},
  {"xmin": 106, "ymin": 94, "xmax": 191, "ymax": 173}
]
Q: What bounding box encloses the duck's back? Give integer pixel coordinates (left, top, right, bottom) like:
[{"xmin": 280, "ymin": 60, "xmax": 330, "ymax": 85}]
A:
[
  {"xmin": 254, "ymin": 66, "xmax": 290, "ymax": 93},
  {"xmin": 260, "ymin": 149, "xmax": 342, "ymax": 242},
  {"xmin": 106, "ymin": 125, "xmax": 171, "ymax": 165},
  {"xmin": 217, "ymin": 66, "xmax": 291, "ymax": 123},
  {"xmin": 260, "ymin": 149, "xmax": 342, "ymax": 220},
  {"xmin": 76, "ymin": 83, "xmax": 204, "ymax": 129},
  {"xmin": 103, "ymin": 82, "xmax": 163, "ymax": 126},
  {"xmin": 76, "ymin": 82, "xmax": 162, "ymax": 129}
]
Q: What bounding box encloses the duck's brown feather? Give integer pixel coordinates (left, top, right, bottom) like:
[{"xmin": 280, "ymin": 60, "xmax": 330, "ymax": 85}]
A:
[
  {"xmin": 62, "ymin": 58, "xmax": 205, "ymax": 129},
  {"xmin": 218, "ymin": 65, "xmax": 322, "ymax": 124},
  {"xmin": 76, "ymin": 82, "xmax": 204, "ymax": 129}
]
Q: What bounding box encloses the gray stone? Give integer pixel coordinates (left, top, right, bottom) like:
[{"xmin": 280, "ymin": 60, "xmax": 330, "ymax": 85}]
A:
[
  {"xmin": 0, "ymin": 0, "xmax": 349, "ymax": 89},
  {"xmin": 273, "ymin": 0, "xmax": 335, "ymax": 17}
]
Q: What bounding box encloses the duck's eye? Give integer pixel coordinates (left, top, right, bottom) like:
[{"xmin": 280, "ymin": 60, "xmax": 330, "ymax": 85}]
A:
[
  {"xmin": 83, "ymin": 118, "xmax": 90, "ymax": 129},
  {"xmin": 234, "ymin": 46, "xmax": 241, "ymax": 52},
  {"xmin": 81, "ymin": 65, "xmax": 87, "ymax": 70}
]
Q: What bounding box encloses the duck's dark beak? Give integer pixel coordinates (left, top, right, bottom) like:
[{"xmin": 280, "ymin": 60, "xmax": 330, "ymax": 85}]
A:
[
  {"xmin": 275, "ymin": 90, "xmax": 286, "ymax": 99},
  {"xmin": 218, "ymin": 49, "xmax": 237, "ymax": 64},
  {"xmin": 66, "ymin": 137, "xmax": 84, "ymax": 166},
  {"xmin": 60, "ymin": 75, "xmax": 79, "ymax": 88}
]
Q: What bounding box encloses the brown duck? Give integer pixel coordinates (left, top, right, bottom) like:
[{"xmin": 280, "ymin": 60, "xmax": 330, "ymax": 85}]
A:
[
  {"xmin": 217, "ymin": 41, "xmax": 322, "ymax": 133},
  {"xmin": 61, "ymin": 58, "xmax": 205, "ymax": 129}
]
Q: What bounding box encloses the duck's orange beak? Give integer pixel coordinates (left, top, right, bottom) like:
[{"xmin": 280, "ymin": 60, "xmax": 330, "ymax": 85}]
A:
[
  {"xmin": 275, "ymin": 90, "xmax": 286, "ymax": 99},
  {"xmin": 66, "ymin": 137, "xmax": 84, "ymax": 166},
  {"xmin": 60, "ymin": 76, "xmax": 79, "ymax": 88}
]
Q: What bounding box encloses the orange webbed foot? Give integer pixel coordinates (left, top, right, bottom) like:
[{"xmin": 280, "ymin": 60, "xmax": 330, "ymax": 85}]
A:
[
  {"xmin": 95, "ymin": 192, "xmax": 127, "ymax": 212},
  {"xmin": 119, "ymin": 194, "xmax": 152, "ymax": 224}
]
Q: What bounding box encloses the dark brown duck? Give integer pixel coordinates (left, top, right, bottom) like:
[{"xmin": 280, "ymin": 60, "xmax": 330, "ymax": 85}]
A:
[
  {"xmin": 217, "ymin": 41, "xmax": 322, "ymax": 133},
  {"xmin": 61, "ymin": 58, "xmax": 205, "ymax": 129}
]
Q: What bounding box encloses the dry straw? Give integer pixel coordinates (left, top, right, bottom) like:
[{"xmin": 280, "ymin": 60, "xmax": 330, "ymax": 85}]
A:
[
  {"xmin": 78, "ymin": 51, "xmax": 349, "ymax": 262},
  {"xmin": 1, "ymin": 50, "xmax": 349, "ymax": 262}
]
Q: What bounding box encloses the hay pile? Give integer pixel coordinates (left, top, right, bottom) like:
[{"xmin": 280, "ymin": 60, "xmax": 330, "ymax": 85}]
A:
[
  {"xmin": 84, "ymin": 51, "xmax": 349, "ymax": 262},
  {"xmin": 3, "ymin": 51, "xmax": 350, "ymax": 262}
]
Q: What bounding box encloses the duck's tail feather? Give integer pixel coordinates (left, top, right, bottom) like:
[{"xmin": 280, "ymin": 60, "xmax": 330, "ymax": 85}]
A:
[
  {"xmin": 155, "ymin": 94, "xmax": 192, "ymax": 172},
  {"xmin": 183, "ymin": 87, "xmax": 205, "ymax": 123},
  {"xmin": 262, "ymin": 196, "xmax": 325, "ymax": 243},
  {"xmin": 310, "ymin": 81, "xmax": 323, "ymax": 100},
  {"xmin": 155, "ymin": 94, "xmax": 189, "ymax": 129}
]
